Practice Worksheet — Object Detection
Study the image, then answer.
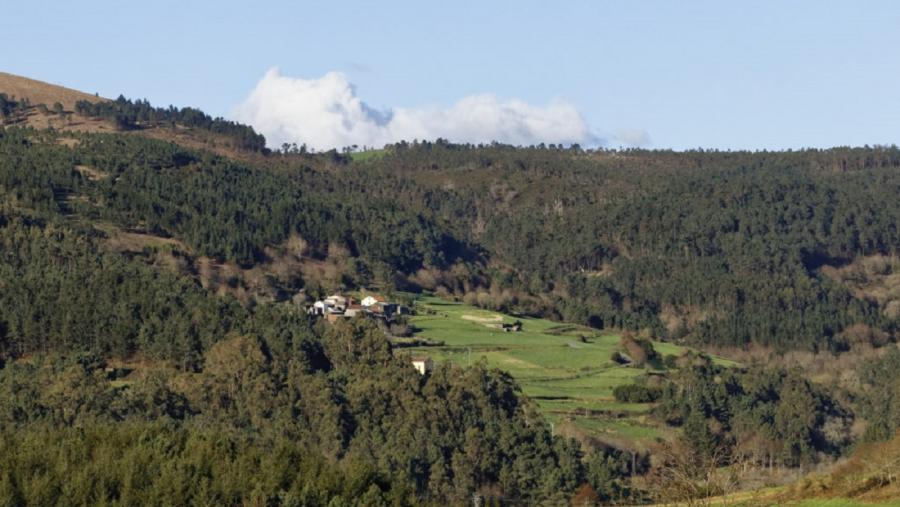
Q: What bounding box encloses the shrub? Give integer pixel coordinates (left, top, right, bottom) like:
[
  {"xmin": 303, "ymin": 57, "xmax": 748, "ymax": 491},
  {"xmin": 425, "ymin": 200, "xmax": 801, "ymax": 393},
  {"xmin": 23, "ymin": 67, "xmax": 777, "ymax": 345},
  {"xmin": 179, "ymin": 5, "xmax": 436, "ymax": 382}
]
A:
[
  {"xmin": 613, "ymin": 384, "xmax": 662, "ymax": 403},
  {"xmin": 621, "ymin": 335, "xmax": 658, "ymax": 366}
]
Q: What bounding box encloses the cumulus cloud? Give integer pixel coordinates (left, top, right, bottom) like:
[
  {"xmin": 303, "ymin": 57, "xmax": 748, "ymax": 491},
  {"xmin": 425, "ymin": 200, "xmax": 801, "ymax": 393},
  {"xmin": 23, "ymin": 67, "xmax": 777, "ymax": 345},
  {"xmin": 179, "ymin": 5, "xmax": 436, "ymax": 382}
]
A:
[{"xmin": 233, "ymin": 68, "xmax": 601, "ymax": 150}]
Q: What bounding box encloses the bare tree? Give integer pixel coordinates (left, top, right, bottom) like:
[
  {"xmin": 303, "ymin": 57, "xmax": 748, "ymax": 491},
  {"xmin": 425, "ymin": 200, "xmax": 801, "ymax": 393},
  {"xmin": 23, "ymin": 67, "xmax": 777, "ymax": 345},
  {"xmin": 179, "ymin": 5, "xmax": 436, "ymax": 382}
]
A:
[{"xmin": 645, "ymin": 439, "xmax": 744, "ymax": 507}]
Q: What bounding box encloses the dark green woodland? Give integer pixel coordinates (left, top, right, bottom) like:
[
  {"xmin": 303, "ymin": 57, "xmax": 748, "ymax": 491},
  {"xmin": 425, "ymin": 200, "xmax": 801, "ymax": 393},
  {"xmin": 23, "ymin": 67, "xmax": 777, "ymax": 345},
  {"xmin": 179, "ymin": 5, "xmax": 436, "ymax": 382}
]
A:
[{"xmin": 1, "ymin": 95, "xmax": 899, "ymax": 504}]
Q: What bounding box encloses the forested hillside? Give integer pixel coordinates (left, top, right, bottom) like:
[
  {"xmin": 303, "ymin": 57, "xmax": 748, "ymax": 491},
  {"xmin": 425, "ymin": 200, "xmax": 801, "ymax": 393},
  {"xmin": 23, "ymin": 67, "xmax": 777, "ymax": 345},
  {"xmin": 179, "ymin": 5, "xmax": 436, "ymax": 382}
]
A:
[
  {"xmin": 0, "ymin": 196, "xmax": 589, "ymax": 505},
  {"xmin": 2, "ymin": 85, "xmax": 900, "ymax": 504},
  {"xmin": 349, "ymin": 142, "xmax": 900, "ymax": 352},
  {"xmin": 3, "ymin": 114, "xmax": 898, "ymax": 355},
  {"xmin": 0, "ymin": 125, "xmax": 605, "ymax": 505}
]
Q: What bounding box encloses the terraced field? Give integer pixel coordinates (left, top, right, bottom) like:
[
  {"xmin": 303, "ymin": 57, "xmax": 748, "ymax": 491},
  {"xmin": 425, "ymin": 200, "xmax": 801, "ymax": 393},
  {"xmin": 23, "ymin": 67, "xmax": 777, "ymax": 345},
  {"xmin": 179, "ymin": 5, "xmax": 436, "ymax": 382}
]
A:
[{"xmin": 406, "ymin": 296, "xmax": 735, "ymax": 447}]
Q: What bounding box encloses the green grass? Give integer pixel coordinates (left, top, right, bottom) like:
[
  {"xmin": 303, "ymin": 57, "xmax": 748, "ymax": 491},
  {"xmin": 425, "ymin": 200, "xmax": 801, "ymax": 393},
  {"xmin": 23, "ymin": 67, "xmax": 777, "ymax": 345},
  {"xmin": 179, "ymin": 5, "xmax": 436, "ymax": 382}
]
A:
[
  {"xmin": 640, "ymin": 488, "xmax": 900, "ymax": 507},
  {"xmin": 742, "ymin": 499, "xmax": 900, "ymax": 507},
  {"xmin": 567, "ymin": 416, "xmax": 661, "ymax": 440},
  {"xmin": 349, "ymin": 149, "xmax": 387, "ymax": 162},
  {"xmin": 788, "ymin": 501, "xmax": 900, "ymax": 507},
  {"xmin": 680, "ymin": 497, "xmax": 900, "ymax": 507},
  {"xmin": 407, "ymin": 296, "xmax": 732, "ymax": 445}
]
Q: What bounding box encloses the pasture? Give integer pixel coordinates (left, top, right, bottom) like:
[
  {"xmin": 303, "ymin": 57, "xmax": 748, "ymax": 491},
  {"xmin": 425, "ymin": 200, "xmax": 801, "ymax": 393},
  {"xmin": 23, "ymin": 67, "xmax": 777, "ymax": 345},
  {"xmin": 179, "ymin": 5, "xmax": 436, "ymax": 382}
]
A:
[
  {"xmin": 349, "ymin": 148, "xmax": 387, "ymax": 162},
  {"xmin": 406, "ymin": 296, "xmax": 706, "ymax": 446}
]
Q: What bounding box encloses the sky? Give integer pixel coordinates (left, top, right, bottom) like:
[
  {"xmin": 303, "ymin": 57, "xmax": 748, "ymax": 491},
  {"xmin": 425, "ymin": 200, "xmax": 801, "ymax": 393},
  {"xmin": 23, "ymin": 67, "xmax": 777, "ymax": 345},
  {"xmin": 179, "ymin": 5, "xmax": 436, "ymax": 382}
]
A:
[{"xmin": 2, "ymin": 0, "xmax": 899, "ymax": 151}]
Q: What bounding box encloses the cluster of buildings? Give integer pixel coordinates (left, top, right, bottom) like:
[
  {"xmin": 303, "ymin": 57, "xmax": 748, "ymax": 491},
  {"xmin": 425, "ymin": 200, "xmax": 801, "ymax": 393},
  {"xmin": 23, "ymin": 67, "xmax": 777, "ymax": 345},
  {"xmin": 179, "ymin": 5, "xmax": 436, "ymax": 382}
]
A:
[
  {"xmin": 307, "ymin": 293, "xmax": 410, "ymax": 323},
  {"xmin": 307, "ymin": 293, "xmax": 431, "ymax": 375}
]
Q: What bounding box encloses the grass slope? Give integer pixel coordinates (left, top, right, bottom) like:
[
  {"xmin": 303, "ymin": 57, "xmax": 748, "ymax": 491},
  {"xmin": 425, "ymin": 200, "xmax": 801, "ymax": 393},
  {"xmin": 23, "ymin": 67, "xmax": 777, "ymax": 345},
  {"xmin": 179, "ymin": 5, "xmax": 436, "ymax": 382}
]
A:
[
  {"xmin": 786, "ymin": 499, "xmax": 900, "ymax": 507},
  {"xmin": 350, "ymin": 148, "xmax": 387, "ymax": 162},
  {"xmin": 407, "ymin": 296, "xmax": 735, "ymax": 446},
  {"xmin": 636, "ymin": 481, "xmax": 900, "ymax": 506},
  {"xmin": 0, "ymin": 71, "xmax": 106, "ymax": 109}
]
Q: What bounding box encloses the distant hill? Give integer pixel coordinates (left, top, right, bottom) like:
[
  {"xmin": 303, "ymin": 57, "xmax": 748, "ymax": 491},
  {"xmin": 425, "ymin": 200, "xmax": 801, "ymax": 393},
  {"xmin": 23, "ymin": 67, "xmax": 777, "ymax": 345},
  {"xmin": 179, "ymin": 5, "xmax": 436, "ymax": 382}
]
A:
[{"xmin": 0, "ymin": 71, "xmax": 106, "ymax": 109}]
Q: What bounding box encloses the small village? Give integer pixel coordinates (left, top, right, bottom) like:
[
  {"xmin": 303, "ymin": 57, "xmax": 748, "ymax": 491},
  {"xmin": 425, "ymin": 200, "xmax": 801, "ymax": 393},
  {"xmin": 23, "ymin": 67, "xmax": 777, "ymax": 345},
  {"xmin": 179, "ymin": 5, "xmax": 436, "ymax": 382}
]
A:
[
  {"xmin": 306, "ymin": 293, "xmax": 411, "ymax": 322},
  {"xmin": 307, "ymin": 293, "xmax": 433, "ymax": 374}
]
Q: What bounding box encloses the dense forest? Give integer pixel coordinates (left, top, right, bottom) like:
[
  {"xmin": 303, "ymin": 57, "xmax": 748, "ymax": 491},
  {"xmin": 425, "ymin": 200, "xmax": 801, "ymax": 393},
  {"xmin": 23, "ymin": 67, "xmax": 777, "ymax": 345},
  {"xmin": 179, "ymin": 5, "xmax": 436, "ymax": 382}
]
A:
[
  {"xmin": 4, "ymin": 126, "xmax": 898, "ymax": 353},
  {"xmin": 0, "ymin": 205, "xmax": 602, "ymax": 505},
  {"xmin": 654, "ymin": 359, "xmax": 852, "ymax": 468},
  {"xmin": 349, "ymin": 142, "xmax": 900, "ymax": 352},
  {"xmin": 2, "ymin": 92, "xmax": 900, "ymax": 504}
]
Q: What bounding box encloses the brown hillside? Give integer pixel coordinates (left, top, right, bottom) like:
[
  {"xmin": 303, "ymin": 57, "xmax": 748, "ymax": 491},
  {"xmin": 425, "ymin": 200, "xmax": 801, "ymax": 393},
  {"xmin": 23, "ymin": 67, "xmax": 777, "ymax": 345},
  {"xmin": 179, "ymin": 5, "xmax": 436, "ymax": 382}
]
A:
[
  {"xmin": 1, "ymin": 72, "xmax": 266, "ymax": 162},
  {"xmin": 0, "ymin": 71, "xmax": 106, "ymax": 109},
  {"xmin": 774, "ymin": 433, "xmax": 900, "ymax": 504}
]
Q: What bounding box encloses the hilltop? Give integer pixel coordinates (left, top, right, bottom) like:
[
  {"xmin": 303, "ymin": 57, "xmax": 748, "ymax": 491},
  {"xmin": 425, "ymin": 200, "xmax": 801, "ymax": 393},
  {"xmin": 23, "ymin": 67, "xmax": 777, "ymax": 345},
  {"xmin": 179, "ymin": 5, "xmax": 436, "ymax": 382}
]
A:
[
  {"xmin": 0, "ymin": 71, "xmax": 105, "ymax": 109},
  {"xmin": 0, "ymin": 71, "xmax": 267, "ymax": 160}
]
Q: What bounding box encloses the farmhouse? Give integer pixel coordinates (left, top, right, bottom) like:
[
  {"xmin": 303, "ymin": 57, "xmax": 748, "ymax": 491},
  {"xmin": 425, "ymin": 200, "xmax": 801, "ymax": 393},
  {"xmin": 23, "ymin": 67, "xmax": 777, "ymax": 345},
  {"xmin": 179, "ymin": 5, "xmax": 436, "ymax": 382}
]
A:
[
  {"xmin": 410, "ymin": 356, "xmax": 433, "ymax": 375},
  {"xmin": 308, "ymin": 293, "xmax": 351, "ymax": 316},
  {"xmin": 308, "ymin": 300, "xmax": 329, "ymax": 315},
  {"xmin": 501, "ymin": 320, "xmax": 523, "ymax": 332},
  {"xmin": 361, "ymin": 295, "xmax": 385, "ymax": 307},
  {"xmin": 324, "ymin": 294, "xmax": 348, "ymax": 310}
]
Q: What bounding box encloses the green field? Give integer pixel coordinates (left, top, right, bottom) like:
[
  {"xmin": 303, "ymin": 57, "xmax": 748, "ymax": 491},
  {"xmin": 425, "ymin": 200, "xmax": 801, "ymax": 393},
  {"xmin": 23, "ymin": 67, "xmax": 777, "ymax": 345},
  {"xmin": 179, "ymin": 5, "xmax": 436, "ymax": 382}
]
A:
[
  {"xmin": 406, "ymin": 296, "xmax": 732, "ymax": 446},
  {"xmin": 349, "ymin": 148, "xmax": 387, "ymax": 162},
  {"xmin": 700, "ymin": 493, "xmax": 900, "ymax": 507},
  {"xmin": 788, "ymin": 501, "xmax": 900, "ymax": 507}
]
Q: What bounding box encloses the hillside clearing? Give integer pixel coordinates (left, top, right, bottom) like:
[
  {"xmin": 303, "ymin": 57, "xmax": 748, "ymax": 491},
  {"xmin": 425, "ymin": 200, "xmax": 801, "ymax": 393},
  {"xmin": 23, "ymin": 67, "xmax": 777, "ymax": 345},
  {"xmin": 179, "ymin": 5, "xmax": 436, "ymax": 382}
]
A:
[{"xmin": 407, "ymin": 295, "xmax": 736, "ymax": 448}]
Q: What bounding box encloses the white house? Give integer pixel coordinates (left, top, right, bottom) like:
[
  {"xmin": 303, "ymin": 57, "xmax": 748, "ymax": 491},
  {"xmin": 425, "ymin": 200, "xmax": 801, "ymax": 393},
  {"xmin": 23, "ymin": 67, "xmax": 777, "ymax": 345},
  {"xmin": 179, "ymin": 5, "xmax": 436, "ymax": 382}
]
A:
[
  {"xmin": 411, "ymin": 356, "xmax": 433, "ymax": 375},
  {"xmin": 324, "ymin": 294, "xmax": 348, "ymax": 311},
  {"xmin": 361, "ymin": 295, "xmax": 385, "ymax": 307},
  {"xmin": 312, "ymin": 300, "xmax": 330, "ymax": 313}
]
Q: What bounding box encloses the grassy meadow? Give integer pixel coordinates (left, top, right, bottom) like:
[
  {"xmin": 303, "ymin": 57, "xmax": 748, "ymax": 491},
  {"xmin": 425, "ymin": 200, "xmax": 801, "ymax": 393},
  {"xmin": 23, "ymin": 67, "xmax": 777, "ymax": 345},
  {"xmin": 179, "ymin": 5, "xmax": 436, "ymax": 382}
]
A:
[
  {"xmin": 406, "ymin": 297, "xmax": 900, "ymax": 505},
  {"xmin": 787, "ymin": 501, "xmax": 900, "ymax": 507},
  {"xmin": 349, "ymin": 148, "xmax": 388, "ymax": 162},
  {"xmin": 406, "ymin": 296, "xmax": 733, "ymax": 447}
]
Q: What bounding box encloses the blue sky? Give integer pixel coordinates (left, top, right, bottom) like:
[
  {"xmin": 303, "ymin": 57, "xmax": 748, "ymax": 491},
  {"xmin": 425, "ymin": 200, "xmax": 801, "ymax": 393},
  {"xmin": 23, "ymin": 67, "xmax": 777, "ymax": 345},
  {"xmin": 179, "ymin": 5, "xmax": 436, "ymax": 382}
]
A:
[{"xmin": 3, "ymin": 0, "xmax": 899, "ymax": 150}]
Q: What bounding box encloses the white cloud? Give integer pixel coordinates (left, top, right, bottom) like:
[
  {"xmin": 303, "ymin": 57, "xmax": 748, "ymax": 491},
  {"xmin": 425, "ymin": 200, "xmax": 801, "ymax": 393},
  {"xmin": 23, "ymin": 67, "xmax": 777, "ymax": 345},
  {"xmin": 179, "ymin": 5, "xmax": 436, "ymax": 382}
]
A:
[{"xmin": 232, "ymin": 68, "xmax": 602, "ymax": 150}]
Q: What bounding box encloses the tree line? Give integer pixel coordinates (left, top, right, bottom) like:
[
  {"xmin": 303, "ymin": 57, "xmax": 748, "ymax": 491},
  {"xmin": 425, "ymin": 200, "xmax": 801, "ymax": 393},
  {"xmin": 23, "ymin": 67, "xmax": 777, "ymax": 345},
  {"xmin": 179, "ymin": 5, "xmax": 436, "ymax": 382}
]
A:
[{"xmin": 74, "ymin": 95, "xmax": 267, "ymax": 152}]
